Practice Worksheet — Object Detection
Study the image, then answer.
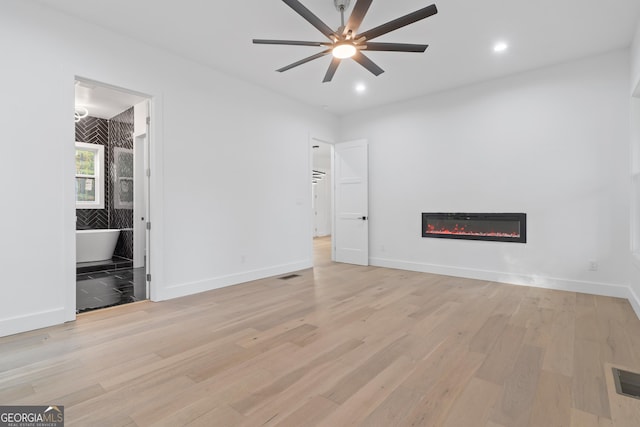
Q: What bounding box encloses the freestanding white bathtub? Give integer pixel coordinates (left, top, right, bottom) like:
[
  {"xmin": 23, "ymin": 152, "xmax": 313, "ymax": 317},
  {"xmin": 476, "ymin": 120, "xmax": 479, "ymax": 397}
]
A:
[{"xmin": 76, "ymin": 229, "xmax": 121, "ymax": 263}]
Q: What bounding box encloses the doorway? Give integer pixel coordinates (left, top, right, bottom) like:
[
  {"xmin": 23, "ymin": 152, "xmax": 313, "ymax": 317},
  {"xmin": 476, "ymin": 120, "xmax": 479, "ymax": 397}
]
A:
[
  {"xmin": 312, "ymin": 140, "xmax": 333, "ymax": 264},
  {"xmin": 74, "ymin": 79, "xmax": 151, "ymax": 313}
]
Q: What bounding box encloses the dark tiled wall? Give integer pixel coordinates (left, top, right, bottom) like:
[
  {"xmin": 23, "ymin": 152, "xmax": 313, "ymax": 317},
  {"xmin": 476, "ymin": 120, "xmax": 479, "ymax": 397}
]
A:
[
  {"xmin": 75, "ymin": 107, "xmax": 135, "ymax": 260},
  {"xmin": 75, "ymin": 116, "xmax": 109, "ymax": 229},
  {"xmin": 109, "ymin": 108, "xmax": 135, "ymax": 260}
]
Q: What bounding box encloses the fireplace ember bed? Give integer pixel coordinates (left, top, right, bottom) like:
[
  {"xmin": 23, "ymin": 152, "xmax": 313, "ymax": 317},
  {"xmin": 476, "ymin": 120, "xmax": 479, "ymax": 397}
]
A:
[{"xmin": 422, "ymin": 213, "xmax": 527, "ymax": 243}]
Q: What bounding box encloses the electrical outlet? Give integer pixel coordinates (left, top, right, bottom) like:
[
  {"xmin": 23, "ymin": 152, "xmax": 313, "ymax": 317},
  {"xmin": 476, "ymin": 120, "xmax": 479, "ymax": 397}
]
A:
[{"xmin": 589, "ymin": 261, "xmax": 598, "ymax": 271}]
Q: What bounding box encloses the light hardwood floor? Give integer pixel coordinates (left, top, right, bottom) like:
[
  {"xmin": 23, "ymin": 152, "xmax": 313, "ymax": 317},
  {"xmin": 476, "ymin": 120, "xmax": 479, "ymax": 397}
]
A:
[{"xmin": 2, "ymin": 236, "xmax": 640, "ymax": 426}]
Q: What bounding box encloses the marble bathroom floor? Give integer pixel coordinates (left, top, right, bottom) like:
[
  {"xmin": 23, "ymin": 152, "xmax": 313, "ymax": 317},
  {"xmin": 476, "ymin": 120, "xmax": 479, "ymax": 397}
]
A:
[{"xmin": 76, "ymin": 267, "xmax": 146, "ymax": 313}]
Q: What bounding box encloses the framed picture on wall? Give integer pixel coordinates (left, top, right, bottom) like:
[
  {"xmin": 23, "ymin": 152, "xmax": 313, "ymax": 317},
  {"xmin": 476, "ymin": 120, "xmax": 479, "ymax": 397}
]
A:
[{"xmin": 114, "ymin": 147, "xmax": 133, "ymax": 209}]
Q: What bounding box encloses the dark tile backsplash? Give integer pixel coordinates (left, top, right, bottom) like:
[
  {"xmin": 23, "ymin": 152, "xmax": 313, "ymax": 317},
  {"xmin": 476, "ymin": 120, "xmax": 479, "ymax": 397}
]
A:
[
  {"xmin": 76, "ymin": 209, "xmax": 109, "ymax": 230},
  {"xmin": 76, "ymin": 116, "xmax": 109, "ymax": 230},
  {"xmin": 76, "ymin": 107, "xmax": 135, "ymax": 260},
  {"xmin": 75, "ymin": 115, "xmax": 108, "ymax": 145}
]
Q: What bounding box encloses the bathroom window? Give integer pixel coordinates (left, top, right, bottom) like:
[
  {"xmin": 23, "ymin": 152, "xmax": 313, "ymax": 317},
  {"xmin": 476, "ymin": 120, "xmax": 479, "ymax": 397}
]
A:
[{"xmin": 75, "ymin": 142, "xmax": 105, "ymax": 209}]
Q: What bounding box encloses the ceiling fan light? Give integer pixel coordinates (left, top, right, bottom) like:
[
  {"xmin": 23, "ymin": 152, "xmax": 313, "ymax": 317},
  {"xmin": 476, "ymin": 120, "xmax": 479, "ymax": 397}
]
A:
[{"xmin": 332, "ymin": 43, "xmax": 357, "ymax": 59}]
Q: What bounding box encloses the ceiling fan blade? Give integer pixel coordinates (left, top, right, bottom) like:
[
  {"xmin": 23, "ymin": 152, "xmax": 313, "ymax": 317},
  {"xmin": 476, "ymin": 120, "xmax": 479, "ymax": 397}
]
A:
[
  {"xmin": 352, "ymin": 51, "xmax": 384, "ymax": 76},
  {"xmin": 343, "ymin": 0, "xmax": 373, "ymax": 36},
  {"xmin": 282, "ymin": 0, "xmax": 336, "ymax": 40},
  {"xmin": 358, "ymin": 4, "xmax": 438, "ymax": 41},
  {"xmin": 323, "ymin": 57, "xmax": 341, "ymax": 83},
  {"xmin": 276, "ymin": 49, "xmax": 331, "ymax": 73},
  {"xmin": 364, "ymin": 42, "xmax": 428, "ymax": 52},
  {"xmin": 253, "ymin": 39, "xmax": 330, "ymax": 47}
]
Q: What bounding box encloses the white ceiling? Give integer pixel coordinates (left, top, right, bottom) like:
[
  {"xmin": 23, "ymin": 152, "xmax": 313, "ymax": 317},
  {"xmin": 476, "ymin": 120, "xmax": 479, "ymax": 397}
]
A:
[
  {"xmin": 75, "ymin": 80, "xmax": 148, "ymax": 119},
  {"xmin": 40, "ymin": 0, "xmax": 640, "ymax": 115}
]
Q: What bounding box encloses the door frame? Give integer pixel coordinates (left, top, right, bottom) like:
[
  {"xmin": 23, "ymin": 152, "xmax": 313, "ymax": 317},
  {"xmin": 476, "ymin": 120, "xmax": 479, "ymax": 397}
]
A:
[
  {"xmin": 308, "ymin": 136, "xmax": 370, "ymax": 265},
  {"xmin": 69, "ymin": 77, "xmax": 158, "ymax": 321}
]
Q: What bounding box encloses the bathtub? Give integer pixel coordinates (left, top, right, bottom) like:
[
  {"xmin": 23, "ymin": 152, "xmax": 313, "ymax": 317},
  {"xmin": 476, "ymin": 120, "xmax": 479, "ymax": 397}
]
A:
[{"xmin": 76, "ymin": 229, "xmax": 121, "ymax": 263}]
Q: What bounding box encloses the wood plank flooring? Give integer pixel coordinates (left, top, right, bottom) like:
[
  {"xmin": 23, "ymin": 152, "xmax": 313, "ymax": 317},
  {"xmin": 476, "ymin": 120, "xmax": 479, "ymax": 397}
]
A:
[{"xmin": 2, "ymin": 236, "xmax": 640, "ymax": 426}]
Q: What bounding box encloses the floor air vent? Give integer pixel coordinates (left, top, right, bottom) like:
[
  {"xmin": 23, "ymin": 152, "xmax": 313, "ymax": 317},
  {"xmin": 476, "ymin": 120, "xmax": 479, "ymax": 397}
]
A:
[
  {"xmin": 279, "ymin": 274, "xmax": 301, "ymax": 280},
  {"xmin": 613, "ymin": 368, "xmax": 640, "ymax": 399}
]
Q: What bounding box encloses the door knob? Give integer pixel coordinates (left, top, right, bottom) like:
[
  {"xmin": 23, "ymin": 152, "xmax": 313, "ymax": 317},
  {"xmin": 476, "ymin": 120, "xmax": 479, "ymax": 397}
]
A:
[{"xmin": 361, "ymin": 216, "xmax": 368, "ymax": 220}]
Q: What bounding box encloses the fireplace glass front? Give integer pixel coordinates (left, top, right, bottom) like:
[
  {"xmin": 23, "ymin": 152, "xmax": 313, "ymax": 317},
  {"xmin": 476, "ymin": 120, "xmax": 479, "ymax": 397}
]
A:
[{"xmin": 422, "ymin": 213, "xmax": 526, "ymax": 243}]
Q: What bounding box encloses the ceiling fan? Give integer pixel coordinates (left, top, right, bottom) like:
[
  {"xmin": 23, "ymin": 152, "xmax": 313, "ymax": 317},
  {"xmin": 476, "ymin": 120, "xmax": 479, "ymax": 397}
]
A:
[{"xmin": 253, "ymin": 0, "xmax": 438, "ymax": 83}]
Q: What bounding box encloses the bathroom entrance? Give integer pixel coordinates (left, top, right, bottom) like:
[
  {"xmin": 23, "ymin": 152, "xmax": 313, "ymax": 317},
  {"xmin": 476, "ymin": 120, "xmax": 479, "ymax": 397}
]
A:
[{"xmin": 74, "ymin": 79, "xmax": 152, "ymax": 312}]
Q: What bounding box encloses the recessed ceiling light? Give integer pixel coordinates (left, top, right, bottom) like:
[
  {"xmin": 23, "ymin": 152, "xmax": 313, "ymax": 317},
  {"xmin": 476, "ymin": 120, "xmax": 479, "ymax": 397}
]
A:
[
  {"xmin": 493, "ymin": 42, "xmax": 508, "ymax": 53},
  {"xmin": 355, "ymin": 83, "xmax": 366, "ymax": 93}
]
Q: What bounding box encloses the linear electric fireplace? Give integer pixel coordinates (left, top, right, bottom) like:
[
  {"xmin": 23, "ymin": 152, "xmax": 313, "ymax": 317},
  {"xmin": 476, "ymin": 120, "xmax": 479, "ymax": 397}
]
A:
[{"xmin": 422, "ymin": 213, "xmax": 527, "ymax": 243}]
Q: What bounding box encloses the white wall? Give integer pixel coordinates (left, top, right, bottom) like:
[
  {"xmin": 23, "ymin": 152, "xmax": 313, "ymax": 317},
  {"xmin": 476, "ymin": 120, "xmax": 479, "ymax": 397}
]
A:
[
  {"xmin": 0, "ymin": 1, "xmax": 336, "ymax": 337},
  {"xmin": 631, "ymin": 23, "xmax": 640, "ymax": 95},
  {"xmin": 339, "ymin": 51, "xmax": 635, "ymax": 305},
  {"xmin": 628, "ymin": 21, "xmax": 640, "ymax": 316}
]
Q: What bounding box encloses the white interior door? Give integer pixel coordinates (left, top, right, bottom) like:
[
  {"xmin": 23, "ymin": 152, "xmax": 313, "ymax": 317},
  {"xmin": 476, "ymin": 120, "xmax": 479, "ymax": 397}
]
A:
[
  {"xmin": 133, "ymin": 135, "xmax": 146, "ymax": 269},
  {"xmin": 333, "ymin": 139, "xmax": 369, "ymax": 265}
]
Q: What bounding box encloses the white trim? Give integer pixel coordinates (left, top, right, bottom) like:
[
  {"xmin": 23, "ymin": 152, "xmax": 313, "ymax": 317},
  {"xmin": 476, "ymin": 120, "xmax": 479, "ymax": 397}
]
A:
[
  {"xmin": 331, "ymin": 143, "xmax": 336, "ymax": 262},
  {"xmin": 156, "ymin": 260, "xmax": 312, "ymax": 301},
  {"xmin": 628, "ymin": 286, "xmax": 640, "ymax": 320},
  {"xmin": 308, "ymin": 134, "xmax": 314, "ymax": 262},
  {"xmin": 65, "ymin": 76, "xmax": 77, "ymax": 323},
  {"xmin": 147, "ymin": 95, "xmax": 164, "ymax": 302},
  {"xmin": 371, "ymin": 256, "xmax": 640, "ymax": 320},
  {"xmin": 0, "ymin": 307, "xmax": 66, "ymax": 337}
]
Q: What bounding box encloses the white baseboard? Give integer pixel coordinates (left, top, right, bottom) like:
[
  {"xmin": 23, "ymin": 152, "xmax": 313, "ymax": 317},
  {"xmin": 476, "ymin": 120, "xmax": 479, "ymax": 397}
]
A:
[
  {"xmin": 627, "ymin": 287, "xmax": 640, "ymax": 320},
  {"xmin": 370, "ymin": 257, "xmax": 640, "ymax": 320},
  {"xmin": 157, "ymin": 259, "xmax": 313, "ymax": 301},
  {"xmin": 4, "ymin": 258, "xmax": 638, "ymax": 338},
  {"xmin": 0, "ymin": 307, "xmax": 66, "ymax": 338}
]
